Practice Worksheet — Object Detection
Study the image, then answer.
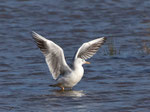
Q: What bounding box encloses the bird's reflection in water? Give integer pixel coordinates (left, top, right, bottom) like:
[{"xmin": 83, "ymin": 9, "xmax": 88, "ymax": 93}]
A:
[{"xmin": 52, "ymin": 89, "xmax": 85, "ymax": 97}]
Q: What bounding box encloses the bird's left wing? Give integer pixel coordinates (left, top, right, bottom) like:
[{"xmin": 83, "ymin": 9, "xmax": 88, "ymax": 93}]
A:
[
  {"xmin": 32, "ymin": 31, "xmax": 71, "ymax": 80},
  {"xmin": 74, "ymin": 37, "xmax": 106, "ymax": 60}
]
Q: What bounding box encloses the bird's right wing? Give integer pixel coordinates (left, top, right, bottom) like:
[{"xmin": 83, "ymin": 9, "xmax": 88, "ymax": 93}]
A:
[
  {"xmin": 32, "ymin": 31, "xmax": 71, "ymax": 80},
  {"xmin": 74, "ymin": 37, "xmax": 106, "ymax": 60}
]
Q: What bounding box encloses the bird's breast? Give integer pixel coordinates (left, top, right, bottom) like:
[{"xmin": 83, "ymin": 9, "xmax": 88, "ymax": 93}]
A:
[
  {"xmin": 71, "ymin": 66, "xmax": 84, "ymax": 84},
  {"xmin": 57, "ymin": 66, "xmax": 84, "ymax": 88}
]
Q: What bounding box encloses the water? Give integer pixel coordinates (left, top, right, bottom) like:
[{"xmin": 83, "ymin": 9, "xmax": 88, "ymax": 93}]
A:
[{"xmin": 0, "ymin": 0, "xmax": 150, "ymax": 111}]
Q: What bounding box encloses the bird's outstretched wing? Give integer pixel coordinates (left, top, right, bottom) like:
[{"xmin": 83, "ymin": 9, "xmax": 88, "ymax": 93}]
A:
[
  {"xmin": 74, "ymin": 37, "xmax": 106, "ymax": 60},
  {"xmin": 32, "ymin": 31, "xmax": 71, "ymax": 80}
]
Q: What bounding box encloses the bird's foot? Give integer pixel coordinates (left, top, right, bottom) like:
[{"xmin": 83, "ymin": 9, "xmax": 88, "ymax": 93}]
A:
[{"xmin": 60, "ymin": 86, "xmax": 64, "ymax": 91}]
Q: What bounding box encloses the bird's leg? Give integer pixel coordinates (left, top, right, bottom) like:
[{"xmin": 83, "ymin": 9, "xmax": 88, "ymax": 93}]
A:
[
  {"xmin": 60, "ymin": 86, "xmax": 64, "ymax": 91},
  {"xmin": 49, "ymin": 83, "xmax": 64, "ymax": 91},
  {"xmin": 54, "ymin": 83, "xmax": 64, "ymax": 91}
]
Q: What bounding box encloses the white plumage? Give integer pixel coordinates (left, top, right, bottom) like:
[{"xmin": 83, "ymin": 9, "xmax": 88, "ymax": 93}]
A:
[{"xmin": 32, "ymin": 31, "xmax": 106, "ymax": 90}]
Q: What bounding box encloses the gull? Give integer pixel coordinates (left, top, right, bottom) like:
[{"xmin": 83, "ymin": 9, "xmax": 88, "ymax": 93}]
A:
[{"xmin": 32, "ymin": 31, "xmax": 106, "ymax": 91}]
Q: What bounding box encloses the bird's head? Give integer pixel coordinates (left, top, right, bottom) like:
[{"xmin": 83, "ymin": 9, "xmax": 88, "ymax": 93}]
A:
[{"xmin": 74, "ymin": 58, "xmax": 90, "ymax": 65}]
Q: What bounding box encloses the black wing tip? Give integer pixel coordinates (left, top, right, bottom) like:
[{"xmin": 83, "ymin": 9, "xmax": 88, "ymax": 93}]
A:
[
  {"xmin": 101, "ymin": 37, "xmax": 107, "ymax": 43},
  {"xmin": 95, "ymin": 37, "xmax": 107, "ymax": 46},
  {"xmin": 32, "ymin": 31, "xmax": 35, "ymax": 33},
  {"xmin": 96, "ymin": 37, "xmax": 107, "ymax": 43},
  {"xmin": 31, "ymin": 31, "xmax": 38, "ymax": 37},
  {"xmin": 102, "ymin": 37, "xmax": 107, "ymax": 41}
]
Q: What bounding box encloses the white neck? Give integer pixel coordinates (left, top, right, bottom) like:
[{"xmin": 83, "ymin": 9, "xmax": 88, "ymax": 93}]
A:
[
  {"xmin": 73, "ymin": 61, "xmax": 84, "ymax": 76},
  {"xmin": 73, "ymin": 60, "xmax": 82, "ymax": 70}
]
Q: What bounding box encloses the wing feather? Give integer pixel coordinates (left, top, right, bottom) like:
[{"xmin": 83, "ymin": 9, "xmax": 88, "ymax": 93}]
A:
[
  {"xmin": 32, "ymin": 31, "xmax": 71, "ymax": 80},
  {"xmin": 75, "ymin": 37, "xmax": 106, "ymax": 60}
]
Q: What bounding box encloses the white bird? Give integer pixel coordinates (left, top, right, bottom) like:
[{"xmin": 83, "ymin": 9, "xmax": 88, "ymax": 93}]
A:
[{"xmin": 32, "ymin": 31, "xmax": 106, "ymax": 91}]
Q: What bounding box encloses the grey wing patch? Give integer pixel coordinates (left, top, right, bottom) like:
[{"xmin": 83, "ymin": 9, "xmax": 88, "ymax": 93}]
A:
[
  {"xmin": 32, "ymin": 31, "xmax": 71, "ymax": 80},
  {"xmin": 45, "ymin": 49, "xmax": 71, "ymax": 80},
  {"xmin": 46, "ymin": 51, "xmax": 61, "ymax": 79},
  {"xmin": 75, "ymin": 37, "xmax": 106, "ymax": 60}
]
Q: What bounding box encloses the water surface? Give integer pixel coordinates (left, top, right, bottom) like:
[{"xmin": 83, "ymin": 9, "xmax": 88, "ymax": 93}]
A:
[{"xmin": 0, "ymin": 0, "xmax": 150, "ymax": 112}]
